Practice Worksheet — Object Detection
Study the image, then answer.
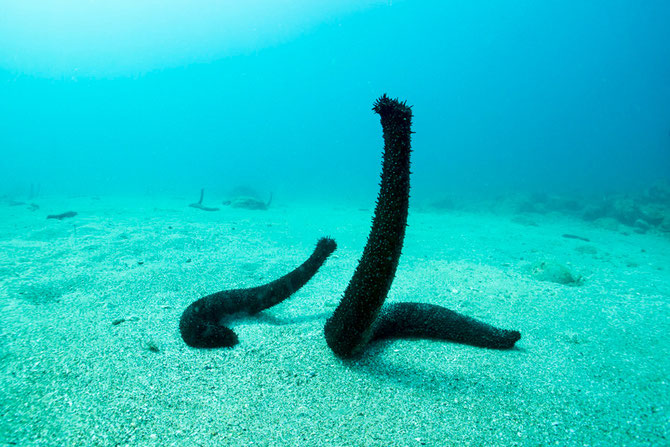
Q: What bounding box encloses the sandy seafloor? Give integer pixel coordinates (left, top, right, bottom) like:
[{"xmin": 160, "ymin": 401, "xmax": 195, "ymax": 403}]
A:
[{"xmin": 0, "ymin": 194, "xmax": 668, "ymax": 446}]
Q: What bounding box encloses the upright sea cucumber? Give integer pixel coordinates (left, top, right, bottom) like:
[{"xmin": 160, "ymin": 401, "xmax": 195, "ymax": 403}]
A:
[
  {"xmin": 324, "ymin": 95, "xmax": 520, "ymax": 358},
  {"xmin": 324, "ymin": 95, "xmax": 412, "ymax": 357},
  {"xmin": 189, "ymin": 188, "xmax": 219, "ymax": 212},
  {"xmin": 180, "ymin": 237, "xmax": 336, "ymax": 348}
]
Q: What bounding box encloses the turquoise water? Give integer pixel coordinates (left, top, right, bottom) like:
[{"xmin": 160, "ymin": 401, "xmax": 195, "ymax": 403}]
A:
[
  {"xmin": 2, "ymin": 3, "xmax": 670, "ymax": 445},
  {"xmin": 2, "ymin": 1, "xmax": 669, "ymax": 200}
]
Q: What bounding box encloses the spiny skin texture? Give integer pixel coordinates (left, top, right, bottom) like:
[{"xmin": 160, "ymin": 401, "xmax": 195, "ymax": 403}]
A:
[
  {"xmin": 324, "ymin": 95, "xmax": 520, "ymax": 358},
  {"xmin": 372, "ymin": 303, "xmax": 521, "ymax": 349},
  {"xmin": 180, "ymin": 237, "xmax": 336, "ymax": 348},
  {"xmin": 324, "ymin": 95, "xmax": 412, "ymax": 357}
]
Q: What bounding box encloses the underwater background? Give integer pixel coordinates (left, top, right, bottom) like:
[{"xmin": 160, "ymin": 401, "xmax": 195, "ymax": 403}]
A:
[
  {"xmin": 2, "ymin": 0, "xmax": 669, "ymax": 202},
  {"xmin": 2, "ymin": 2, "xmax": 670, "ymax": 446}
]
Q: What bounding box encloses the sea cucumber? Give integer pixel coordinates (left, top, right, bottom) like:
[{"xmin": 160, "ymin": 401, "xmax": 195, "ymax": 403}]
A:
[
  {"xmin": 562, "ymin": 233, "xmax": 590, "ymax": 242},
  {"xmin": 372, "ymin": 302, "xmax": 520, "ymax": 349},
  {"xmin": 180, "ymin": 237, "xmax": 337, "ymax": 348},
  {"xmin": 324, "ymin": 95, "xmax": 413, "ymax": 357},
  {"xmin": 324, "ymin": 95, "xmax": 520, "ymax": 358},
  {"xmin": 189, "ymin": 188, "xmax": 220, "ymax": 212},
  {"xmin": 46, "ymin": 211, "xmax": 77, "ymax": 220}
]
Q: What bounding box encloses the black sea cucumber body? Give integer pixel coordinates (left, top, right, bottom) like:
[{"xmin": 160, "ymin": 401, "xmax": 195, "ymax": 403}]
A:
[
  {"xmin": 372, "ymin": 302, "xmax": 520, "ymax": 349},
  {"xmin": 180, "ymin": 237, "xmax": 336, "ymax": 348},
  {"xmin": 324, "ymin": 95, "xmax": 520, "ymax": 358},
  {"xmin": 324, "ymin": 95, "xmax": 413, "ymax": 357},
  {"xmin": 47, "ymin": 211, "xmax": 77, "ymax": 220}
]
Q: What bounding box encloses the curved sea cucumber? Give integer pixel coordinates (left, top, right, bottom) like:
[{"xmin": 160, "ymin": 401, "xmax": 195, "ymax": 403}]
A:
[
  {"xmin": 180, "ymin": 237, "xmax": 337, "ymax": 348},
  {"xmin": 189, "ymin": 188, "xmax": 220, "ymax": 212},
  {"xmin": 324, "ymin": 95, "xmax": 520, "ymax": 358}
]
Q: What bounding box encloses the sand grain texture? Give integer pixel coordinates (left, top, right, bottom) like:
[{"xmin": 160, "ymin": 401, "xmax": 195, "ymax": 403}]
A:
[{"xmin": 1, "ymin": 196, "xmax": 668, "ymax": 446}]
